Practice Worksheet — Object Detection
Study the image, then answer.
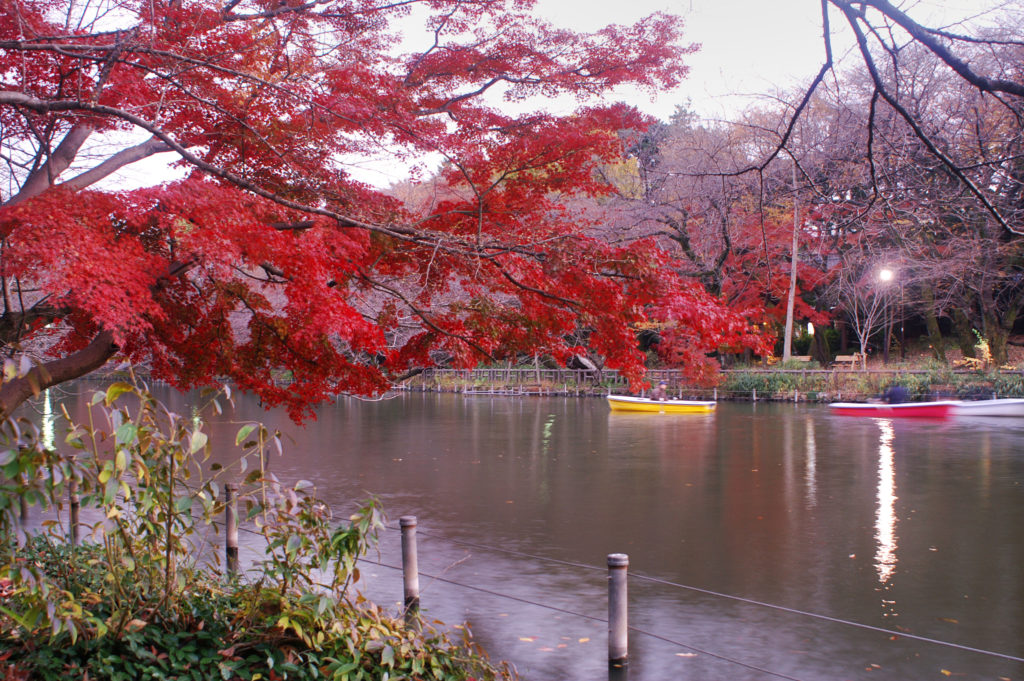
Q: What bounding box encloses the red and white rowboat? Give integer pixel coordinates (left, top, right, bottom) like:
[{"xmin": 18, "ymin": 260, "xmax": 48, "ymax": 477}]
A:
[{"xmin": 828, "ymin": 401, "xmax": 959, "ymax": 417}]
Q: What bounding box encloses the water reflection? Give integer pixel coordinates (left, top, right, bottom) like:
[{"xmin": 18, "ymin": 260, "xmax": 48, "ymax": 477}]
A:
[
  {"xmin": 874, "ymin": 419, "xmax": 898, "ymax": 616},
  {"xmin": 15, "ymin": 391, "xmax": 1024, "ymax": 679},
  {"xmin": 805, "ymin": 416, "xmax": 817, "ymax": 509},
  {"xmin": 41, "ymin": 388, "xmax": 55, "ymax": 450}
]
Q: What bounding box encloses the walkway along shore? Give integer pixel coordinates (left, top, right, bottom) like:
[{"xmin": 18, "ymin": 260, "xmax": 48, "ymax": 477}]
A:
[{"xmin": 397, "ymin": 366, "xmax": 1024, "ymax": 403}]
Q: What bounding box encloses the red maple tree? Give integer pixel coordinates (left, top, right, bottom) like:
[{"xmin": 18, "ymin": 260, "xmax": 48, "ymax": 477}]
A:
[{"xmin": 0, "ymin": 0, "xmax": 762, "ymax": 420}]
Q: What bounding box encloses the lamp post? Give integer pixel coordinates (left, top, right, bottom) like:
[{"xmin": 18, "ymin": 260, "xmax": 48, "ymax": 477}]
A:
[{"xmin": 878, "ymin": 267, "xmax": 894, "ymax": 363}]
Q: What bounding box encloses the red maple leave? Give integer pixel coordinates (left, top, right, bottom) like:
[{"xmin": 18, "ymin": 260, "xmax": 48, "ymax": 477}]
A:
[{"xmin": 0, "ymin": 0, "xmax": 759, "ymax": 420}]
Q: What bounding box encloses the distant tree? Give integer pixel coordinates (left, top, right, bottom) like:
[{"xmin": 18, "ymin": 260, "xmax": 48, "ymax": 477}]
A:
[
  {"xmin": 778, "ymin": 1, "xmax": 1024, "ymax": 236},
  {"xmin": 590, "ymin": 107, "xmax": 834, "ymax": 363},
  {"xmin": 0, "ymin": 0, "xmax": 768, "ymax": 419},
  {"xmin": 794, "ymin": 22, "xmax": 1024, "ymax": 364}
]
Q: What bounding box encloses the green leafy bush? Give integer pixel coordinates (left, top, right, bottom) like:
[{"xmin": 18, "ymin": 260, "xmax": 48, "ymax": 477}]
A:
[{"xmin": 0, "ymin": 382, "xmax": 513, "ymax": 681}]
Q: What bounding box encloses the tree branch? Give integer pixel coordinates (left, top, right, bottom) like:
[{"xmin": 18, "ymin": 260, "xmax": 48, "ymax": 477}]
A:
[
  {"xmin": 61, "ymin": 136, "xmax": 172, "ymax": 192},
  {"xmin": 0, "ymin": 329, "xmax": 119, "ymax": 419},
  {"xmin": 4, "ymin": 123, "xmax": 93, "ymax": 206}
]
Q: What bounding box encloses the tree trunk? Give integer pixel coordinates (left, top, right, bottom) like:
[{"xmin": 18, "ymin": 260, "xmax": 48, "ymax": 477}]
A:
[
  {"xmin": 952, "ymin": 308, "xmax": 976, "ymax": 358},
  {"xmin": 0, "ymin": 330, "xmax": 118, "ymax": 420},
  {"xmin": 810, "ymin": 328, "xmax": 830, "ymax": 364},
  {"xmin": 921, "ymin": 286, "xmax": 946, "ymax": 362},
  {"xmin": 983, "ymin": 309, "xmax": 1011, "ymax": 366},
  {"xmin": 988, "ymin": 327, "xmax": 1009, "ymax": 366}
]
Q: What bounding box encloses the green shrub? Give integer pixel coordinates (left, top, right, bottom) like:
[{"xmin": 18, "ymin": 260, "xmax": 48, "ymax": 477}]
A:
[
  {"xmin": 0, "ymin": 381, "xmax": 513, "ymax": 681},
  {"xmin": 721, "ymin": 369, "xmax": 828, "ymax": 397}
]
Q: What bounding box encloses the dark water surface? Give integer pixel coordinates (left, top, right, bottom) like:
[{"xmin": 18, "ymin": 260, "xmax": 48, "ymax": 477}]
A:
[{"xmin": 42, "ymin": 388, "xmax": 1024, "ymax": 680}]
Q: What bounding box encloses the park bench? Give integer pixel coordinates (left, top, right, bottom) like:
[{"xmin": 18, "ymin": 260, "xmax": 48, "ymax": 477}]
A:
[
  {"xmin": 832, "ymin": 353, "xmax": 864, "ymax": 369},
  {"xmin": 792, "ymin": 355, "xmax": 811, "ymax": 363}
]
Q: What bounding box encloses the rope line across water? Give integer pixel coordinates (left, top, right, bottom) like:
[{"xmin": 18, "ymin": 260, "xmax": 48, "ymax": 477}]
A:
[
  {"xmin": 399, "ymin": 525, "xmax": 1024, "ymax": 665},
  {"xmin": 355, "ymin": 556, "xmax": 807, "ymax": 681}
]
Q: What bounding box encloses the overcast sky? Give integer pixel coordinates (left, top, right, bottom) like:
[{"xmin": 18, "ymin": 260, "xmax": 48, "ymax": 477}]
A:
[
  {"xmin": 104, "ymin": 0, "xmax": 1014, "ymax": 188},
  {"xmin": 532, "ymin": 0, "xmax": 1014, "ymax": 121}
]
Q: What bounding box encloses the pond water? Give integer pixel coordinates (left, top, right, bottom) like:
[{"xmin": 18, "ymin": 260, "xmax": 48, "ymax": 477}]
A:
[{"xmin": 31, "ymin": 387, "xmax": 1024, "ymax": 680}]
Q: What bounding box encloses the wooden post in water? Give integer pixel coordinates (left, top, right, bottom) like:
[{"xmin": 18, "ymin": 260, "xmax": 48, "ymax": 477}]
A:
[
  {"xmin": 225, "ymin": 483, "xmax": 239, "ymax": 576},
  {"xmin": 69, "ymin": 478, "xmax": 80, "ymax": 547},
  {"xmin": 608, "ymin": 553, "xmax": 629, "ymax": 668},
  {"xmin": 400, "ymin": 516, "xmax": 420, "ymax": 622}
]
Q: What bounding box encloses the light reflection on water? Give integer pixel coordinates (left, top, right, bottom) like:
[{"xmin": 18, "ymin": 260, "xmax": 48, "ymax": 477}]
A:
[
  {"xmin": 19, "ymin": 389, "xmax": 1024, "ymax": 680},
  {"xmin": 874, "ymin": 419, "xmax": 898, "ymax": 617}
]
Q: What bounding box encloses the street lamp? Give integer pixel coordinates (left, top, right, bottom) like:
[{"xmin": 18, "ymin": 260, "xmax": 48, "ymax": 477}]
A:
[
  {"xmin": 878, "ymin": 268, "xmax": 893, "ymax": 363},
  {"xmin": 877, "ymin": 267, "xmax": 903, "ymax": 361}
]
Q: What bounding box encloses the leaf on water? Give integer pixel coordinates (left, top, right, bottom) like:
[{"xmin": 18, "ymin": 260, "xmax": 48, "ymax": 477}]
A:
[
  {"xmin": 676, "ymin": 653, "xmax": 697, "ymax": 658},
  {"xmin": 518, "ymin": 637, "xmax": 536, "ymax": 642},
  {"xmin": 578, "ymin": 638, "xmax": 590, "ymax": 644},
  {"xmin": 938, "ymin": 617, "xmax": 959, "ymax": 624},
  {"xmin": 940, "ymin": 670, "xmax": 952, "ymax": 677}
]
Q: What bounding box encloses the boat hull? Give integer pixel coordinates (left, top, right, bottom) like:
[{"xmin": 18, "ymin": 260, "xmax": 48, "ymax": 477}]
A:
[
  {"xmin": 607, "ymin": 395, "xmax": 716, "ymax": 414},
  {"xmin": 828, "ymin": 401, "xmax": 958, "ymax": 417},
  {"xmin": 952, "ymin": 398, "xmax": 1024, "ymax": 417}
]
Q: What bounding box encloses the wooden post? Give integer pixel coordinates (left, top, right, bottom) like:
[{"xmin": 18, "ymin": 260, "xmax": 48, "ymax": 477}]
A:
[
  {"xmin": 713, "ymin": 387, "xmax": 717, "ymax": 401},
  {"xmin": 608, "ymin": 553, "xmax": 629, "ymax": 668},
  {"xmin": 401, "ymin": 516, "xmax": 420, "ymax": 622},
  {"xmin": 225, "ymin": 483, "xmax": 239, "ymax": 576},
  {"xmin": 69, "ymin": 478, "xmax": 80, "ymax": 547},
  {"xmin": 752, "ymin": 388, "xmax": 757, "ymax": 402}
]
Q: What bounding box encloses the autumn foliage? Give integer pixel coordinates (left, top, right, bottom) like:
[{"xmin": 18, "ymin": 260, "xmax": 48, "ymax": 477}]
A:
[{"xmin": 0, "ymin": 0, "xmax": 764, "ymax": 419}]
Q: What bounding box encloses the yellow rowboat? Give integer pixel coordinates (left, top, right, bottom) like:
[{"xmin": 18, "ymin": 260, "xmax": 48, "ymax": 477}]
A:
[{"xmin": 607, "ymin": 395, "xmax": 717, "ymax": 414}]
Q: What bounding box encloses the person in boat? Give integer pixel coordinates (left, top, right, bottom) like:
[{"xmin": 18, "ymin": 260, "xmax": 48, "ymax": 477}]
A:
[
  {"xmin": 651, "ymin": 381, "xmax": 669, "ymax": 401},
  {"xmin": 881, "ymin": 384, "xmax": 910, "ymax": 404}
]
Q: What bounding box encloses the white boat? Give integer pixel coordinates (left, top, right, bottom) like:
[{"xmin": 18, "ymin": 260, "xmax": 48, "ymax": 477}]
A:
[{"xmin": 952, "ymin": 398, "xmax": 1024, "ymax": 417}]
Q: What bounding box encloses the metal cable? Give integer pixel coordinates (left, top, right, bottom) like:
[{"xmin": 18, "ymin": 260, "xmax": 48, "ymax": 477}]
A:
[
  {"xmin": 355, "ymin": 556, "xmax": 806, "ymax": 681},
  {"xmin": 398, "ymin": 525, "xmax": 1024, "ymax": 664},
  {"xmin": 624, "ymin": 573, "xmax": 1024, "ymax": 664}
]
